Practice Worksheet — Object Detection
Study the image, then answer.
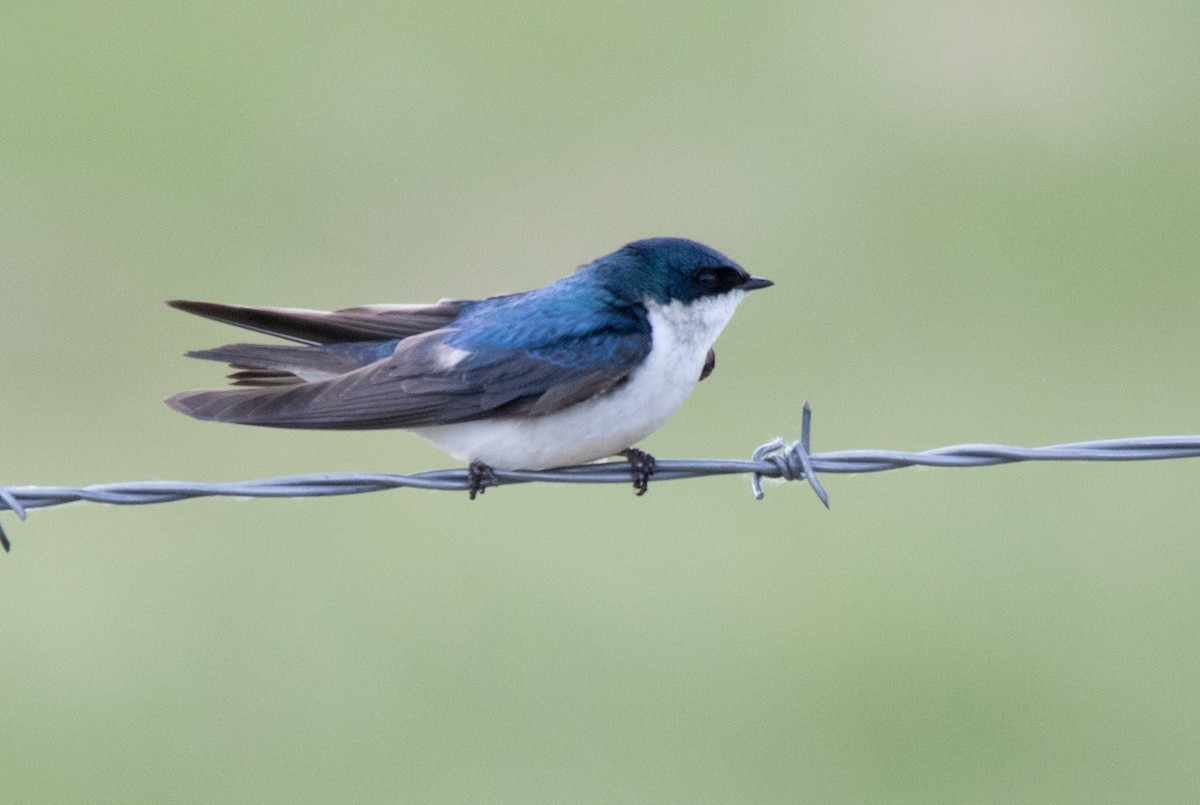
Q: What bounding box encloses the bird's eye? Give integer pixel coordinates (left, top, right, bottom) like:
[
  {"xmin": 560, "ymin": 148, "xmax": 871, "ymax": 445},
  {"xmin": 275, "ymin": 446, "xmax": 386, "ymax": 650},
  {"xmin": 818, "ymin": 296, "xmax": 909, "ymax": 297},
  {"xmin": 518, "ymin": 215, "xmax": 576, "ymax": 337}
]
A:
[{"xmin": 690, "ymin": 266, "xmax": 743, "ymax": 293}]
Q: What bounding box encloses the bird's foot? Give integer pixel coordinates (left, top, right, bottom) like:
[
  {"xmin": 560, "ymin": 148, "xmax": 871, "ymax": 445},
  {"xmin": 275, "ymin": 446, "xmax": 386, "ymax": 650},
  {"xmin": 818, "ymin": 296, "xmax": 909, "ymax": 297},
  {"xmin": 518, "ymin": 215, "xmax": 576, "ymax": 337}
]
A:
[
  {"xmin": 619, "ymin": 448, "xmax": 657, "ymax": 496},
  {"xmin": 467, "ymin": 460, "xmax": 498, "ymax": 500}
]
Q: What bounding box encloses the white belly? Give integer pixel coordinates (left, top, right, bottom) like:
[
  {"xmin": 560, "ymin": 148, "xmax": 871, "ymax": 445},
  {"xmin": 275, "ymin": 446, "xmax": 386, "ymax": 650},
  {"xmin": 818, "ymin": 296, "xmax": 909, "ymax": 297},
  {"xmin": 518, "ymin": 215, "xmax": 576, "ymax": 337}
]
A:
[{"xmin": 409, "ymin": 292, "xmax": 744, "ymax": 469}]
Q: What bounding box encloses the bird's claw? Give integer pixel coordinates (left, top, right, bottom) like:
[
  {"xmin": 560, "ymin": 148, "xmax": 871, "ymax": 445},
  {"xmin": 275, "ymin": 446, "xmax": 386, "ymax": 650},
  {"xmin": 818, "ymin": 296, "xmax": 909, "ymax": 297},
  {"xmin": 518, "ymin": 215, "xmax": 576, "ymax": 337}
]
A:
[
  {"xmin": 467, "ymin": 461, "xmax": 498, "ymax": 500},
  {"xmin": 619, "ymin": 448, "xmax": 657, "ymax": 496}
]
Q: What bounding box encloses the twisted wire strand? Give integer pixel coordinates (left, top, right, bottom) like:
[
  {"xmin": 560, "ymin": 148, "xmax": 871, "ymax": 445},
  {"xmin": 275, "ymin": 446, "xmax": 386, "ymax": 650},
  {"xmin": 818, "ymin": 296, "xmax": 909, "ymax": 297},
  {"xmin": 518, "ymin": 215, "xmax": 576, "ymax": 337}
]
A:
[{"xmin": 3, "ymin": 402, "xmax": 1200, "ymax": 552}]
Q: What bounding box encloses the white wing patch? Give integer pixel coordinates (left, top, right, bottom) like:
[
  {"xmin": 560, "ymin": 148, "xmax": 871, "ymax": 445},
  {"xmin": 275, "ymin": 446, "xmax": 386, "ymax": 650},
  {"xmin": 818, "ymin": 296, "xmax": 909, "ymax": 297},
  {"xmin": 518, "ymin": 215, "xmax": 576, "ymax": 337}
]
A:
[{"xmin": 436, "ymin": 343, "xmax": 472, "ymax": 369}]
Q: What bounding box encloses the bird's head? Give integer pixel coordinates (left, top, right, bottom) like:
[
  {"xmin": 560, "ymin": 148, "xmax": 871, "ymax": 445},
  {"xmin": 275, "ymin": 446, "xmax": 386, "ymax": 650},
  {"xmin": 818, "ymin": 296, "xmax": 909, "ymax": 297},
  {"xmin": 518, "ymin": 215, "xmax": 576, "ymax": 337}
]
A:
[{"xmin": 586, "ymin": 237, "xmax": 773, "ymax": 306}]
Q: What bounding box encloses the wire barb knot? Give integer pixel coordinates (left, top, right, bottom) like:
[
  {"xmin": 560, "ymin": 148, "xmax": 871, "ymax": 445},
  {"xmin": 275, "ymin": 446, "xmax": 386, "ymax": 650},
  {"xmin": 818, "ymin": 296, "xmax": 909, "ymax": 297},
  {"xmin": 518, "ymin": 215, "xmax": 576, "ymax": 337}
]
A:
[{"xmin": 749, "ymin": 402, "xmax": 830, "ymax": 507}]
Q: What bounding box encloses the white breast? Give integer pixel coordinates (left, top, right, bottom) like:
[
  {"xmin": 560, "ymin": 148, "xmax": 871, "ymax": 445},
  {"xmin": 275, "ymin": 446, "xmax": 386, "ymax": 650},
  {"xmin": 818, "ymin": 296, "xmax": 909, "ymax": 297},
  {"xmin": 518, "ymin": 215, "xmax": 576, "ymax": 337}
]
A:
[{"xmin": 409, "ymin": 291, "xmax": 746, "ymax": 469}]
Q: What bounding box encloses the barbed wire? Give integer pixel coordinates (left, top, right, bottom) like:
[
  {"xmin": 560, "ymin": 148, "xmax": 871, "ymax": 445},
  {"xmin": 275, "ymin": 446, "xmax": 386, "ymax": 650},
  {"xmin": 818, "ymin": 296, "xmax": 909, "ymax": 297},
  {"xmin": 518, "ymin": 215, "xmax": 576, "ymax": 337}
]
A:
[{"xmin": 3, "ymin": 403, "xmax": 1200, "ymax": 552}]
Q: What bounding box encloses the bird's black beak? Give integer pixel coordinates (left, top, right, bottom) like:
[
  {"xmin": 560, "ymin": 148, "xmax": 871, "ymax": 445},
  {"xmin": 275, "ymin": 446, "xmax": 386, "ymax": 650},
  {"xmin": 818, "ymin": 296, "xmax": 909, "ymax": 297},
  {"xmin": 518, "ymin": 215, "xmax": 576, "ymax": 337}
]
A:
[{"xmin": 739, "ymin": 276, "xmax": 774, "ymax": 291}]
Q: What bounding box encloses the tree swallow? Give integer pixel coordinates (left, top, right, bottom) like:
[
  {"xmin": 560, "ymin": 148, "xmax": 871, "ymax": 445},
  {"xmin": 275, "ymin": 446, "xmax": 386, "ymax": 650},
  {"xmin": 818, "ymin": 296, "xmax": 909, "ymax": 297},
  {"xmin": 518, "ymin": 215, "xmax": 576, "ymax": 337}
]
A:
[{"xmin": 166, "ymin": 237, "xmax": 773, "ymax": 496}]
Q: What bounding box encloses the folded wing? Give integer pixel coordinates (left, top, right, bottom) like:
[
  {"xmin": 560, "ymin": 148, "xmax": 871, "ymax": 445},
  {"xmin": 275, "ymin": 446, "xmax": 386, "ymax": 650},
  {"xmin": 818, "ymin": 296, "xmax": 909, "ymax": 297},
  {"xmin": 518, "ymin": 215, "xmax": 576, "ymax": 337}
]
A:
[{"xmin": 167, "ymin": 307, "xmax": 652, "ymax": 429}]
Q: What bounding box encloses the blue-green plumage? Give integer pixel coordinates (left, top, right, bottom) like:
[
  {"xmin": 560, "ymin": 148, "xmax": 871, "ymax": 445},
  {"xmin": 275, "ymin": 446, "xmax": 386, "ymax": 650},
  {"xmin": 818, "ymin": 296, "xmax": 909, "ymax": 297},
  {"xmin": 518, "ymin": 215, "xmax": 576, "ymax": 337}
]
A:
[{"xmin": 166, "ymin": 237, "xmax": 772, "ymax": 469}]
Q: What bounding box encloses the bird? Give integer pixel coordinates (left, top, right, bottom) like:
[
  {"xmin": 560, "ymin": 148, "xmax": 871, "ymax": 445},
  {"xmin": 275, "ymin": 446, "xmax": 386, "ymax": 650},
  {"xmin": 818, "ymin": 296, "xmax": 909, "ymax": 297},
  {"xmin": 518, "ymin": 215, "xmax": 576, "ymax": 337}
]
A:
[{"xmin": 166, "ymin": 237, "xmax": 773, "ymax": 497}]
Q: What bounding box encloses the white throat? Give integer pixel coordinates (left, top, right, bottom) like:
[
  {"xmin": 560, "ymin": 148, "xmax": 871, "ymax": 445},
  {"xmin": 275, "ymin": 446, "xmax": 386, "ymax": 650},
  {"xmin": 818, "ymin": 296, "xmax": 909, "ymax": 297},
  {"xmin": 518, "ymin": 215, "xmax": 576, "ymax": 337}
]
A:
[{"xmin": 643, "ymin": 290, "xmax": 746, "ymax": 354}]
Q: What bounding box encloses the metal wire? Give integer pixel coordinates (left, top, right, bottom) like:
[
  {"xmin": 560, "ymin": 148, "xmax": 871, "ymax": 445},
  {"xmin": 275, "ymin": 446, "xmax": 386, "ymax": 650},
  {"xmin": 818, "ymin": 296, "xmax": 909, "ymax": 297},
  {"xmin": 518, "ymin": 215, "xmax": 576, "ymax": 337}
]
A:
[{"xmin": 3, "ymin": 402, "xmax": 1200, "ymax": 552}]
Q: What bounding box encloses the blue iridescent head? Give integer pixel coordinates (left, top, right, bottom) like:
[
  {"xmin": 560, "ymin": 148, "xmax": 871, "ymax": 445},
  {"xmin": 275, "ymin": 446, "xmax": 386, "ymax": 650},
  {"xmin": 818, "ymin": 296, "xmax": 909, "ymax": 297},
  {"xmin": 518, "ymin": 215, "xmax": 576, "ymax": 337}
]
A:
[{"xmin": 581, "ymin": 237, "xmax": 773, "ymax": 305}]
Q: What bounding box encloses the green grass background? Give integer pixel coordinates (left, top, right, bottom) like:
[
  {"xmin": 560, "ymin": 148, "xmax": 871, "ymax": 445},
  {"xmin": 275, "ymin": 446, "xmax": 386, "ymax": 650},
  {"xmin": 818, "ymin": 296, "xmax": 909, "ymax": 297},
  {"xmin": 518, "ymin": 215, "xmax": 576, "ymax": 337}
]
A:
[{"xmin": 4, "ymin": 2, "xmax": 1200, "ymax": 802}]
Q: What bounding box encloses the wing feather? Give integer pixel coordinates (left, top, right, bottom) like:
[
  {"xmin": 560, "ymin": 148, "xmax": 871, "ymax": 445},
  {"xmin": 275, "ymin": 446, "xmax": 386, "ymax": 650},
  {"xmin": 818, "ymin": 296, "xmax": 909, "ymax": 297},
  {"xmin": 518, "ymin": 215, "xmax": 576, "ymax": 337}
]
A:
[
  {"xmin": 167, "ymin": 299, "xmax": 467, "ymax": 344},
  {"xmin": 167, "ymin": 323, "xmax": 651, "ymax": 429}
]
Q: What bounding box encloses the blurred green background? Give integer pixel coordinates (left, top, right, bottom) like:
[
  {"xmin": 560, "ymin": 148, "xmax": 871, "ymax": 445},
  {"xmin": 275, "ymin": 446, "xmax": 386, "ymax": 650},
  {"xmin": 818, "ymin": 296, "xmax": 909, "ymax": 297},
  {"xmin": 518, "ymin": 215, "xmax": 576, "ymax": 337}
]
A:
[{"xmin": 4, "ymin": 2, "xmax": 1200, "ymax": 802}]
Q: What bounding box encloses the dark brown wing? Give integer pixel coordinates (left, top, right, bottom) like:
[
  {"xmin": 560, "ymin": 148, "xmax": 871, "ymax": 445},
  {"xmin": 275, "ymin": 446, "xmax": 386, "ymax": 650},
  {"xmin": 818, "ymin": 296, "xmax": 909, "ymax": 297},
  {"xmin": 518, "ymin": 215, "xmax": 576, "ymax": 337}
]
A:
[
  {"xmin": 166, "ymin": 326, "xmax": 651, "ymax": 429},
  {"xmin": 167, "ymin": 299, "xmax": 467, "ymax": 345}
]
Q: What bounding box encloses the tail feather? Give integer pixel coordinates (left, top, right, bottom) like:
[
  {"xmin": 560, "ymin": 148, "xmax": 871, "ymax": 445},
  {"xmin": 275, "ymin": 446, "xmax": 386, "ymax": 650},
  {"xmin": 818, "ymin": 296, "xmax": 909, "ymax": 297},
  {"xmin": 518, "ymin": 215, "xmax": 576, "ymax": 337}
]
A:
[
  {"xmin": 227, "ymin": 370, "xmax": 305, "ymax": 387},
  {"xmin": 181, "ymin": 341, "xmax": 398, "ymax": 386}
]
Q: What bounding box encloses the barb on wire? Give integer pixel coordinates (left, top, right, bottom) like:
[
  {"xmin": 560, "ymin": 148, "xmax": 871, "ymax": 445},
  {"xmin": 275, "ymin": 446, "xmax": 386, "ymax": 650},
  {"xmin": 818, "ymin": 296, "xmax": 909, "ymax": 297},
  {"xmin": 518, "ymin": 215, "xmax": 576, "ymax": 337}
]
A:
[{"xmin": 3, "ymin": 402, "xmax": 1200, "ymax": 552}]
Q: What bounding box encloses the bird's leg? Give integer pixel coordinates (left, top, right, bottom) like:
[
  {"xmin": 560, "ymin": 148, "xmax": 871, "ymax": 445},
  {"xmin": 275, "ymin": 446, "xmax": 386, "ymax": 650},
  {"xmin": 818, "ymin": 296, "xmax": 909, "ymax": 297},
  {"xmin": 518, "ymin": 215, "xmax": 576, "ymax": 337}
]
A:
[
  {"xmin": 619, "ymin": 448, "xmax": 657, "ymax": 496},
  {"xmin": 467, "ymin": 460, "xmax": 498, "ymax": 500}
]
